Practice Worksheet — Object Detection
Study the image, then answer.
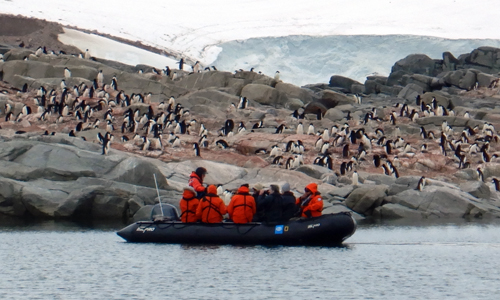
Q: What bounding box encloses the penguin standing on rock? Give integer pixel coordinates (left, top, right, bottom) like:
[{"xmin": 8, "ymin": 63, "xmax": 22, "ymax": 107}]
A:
[
  {"xmin": 416, "ymin": 176, "xmax": 426, "ymax": 191},
  {"xmin": 193, "ymin": 142, "xmax": 201, "ymax": 157},
  {"xmin": 238, "ymin": 97, "xmax": 248, "ymax": 109}
]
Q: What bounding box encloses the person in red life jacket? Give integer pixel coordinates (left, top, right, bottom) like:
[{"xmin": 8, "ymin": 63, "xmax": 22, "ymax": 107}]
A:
[
  {"xmin": 196, "ymin": 184, "xmax": 227, "ymax": 223},
  {"xmin": 296, "ymin": 183, "xmax": 323, "ymax": 218},
  {"xmin": 228, "ymin": 184, "xmax": 256, "ymax": 223},
  {"xmin": 189, "ymin": 167, "xmax": 207, "ymax": 198},
  {"xmin": 179, "ymin": 186, "xmax": 200, "ymax": 223}
]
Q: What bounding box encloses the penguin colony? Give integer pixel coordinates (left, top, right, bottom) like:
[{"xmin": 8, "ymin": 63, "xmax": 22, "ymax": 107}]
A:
[{"xmin": 2, "ymin": 47, "xmax": 500, "ymax": 191}]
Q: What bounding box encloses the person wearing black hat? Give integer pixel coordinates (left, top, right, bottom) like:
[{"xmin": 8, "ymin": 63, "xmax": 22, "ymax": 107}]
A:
[{"xmin": 189, "ymin": 167, "xmax": 208, "ymax": 198}]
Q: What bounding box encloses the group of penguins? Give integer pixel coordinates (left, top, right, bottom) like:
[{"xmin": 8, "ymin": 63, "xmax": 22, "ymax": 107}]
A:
[
  {"xmin": 255, "ymin": 93, "xmax": 500, "ymax": 191},
  {"xmin": 4, "ymin": 46, "xmax": 500, "ymax": 192}
]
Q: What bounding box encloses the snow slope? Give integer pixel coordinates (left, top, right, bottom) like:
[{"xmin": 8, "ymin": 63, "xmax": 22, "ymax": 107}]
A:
[
  {"xmin": 59, "ymin": 28, "xmax": 179, "ymax": 70},
  {"xmin": 2, "ymin": 0, "xmax": 500, "ymax": 85}
]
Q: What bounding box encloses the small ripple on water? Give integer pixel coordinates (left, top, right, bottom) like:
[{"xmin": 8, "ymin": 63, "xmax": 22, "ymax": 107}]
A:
[{"xmin": 1, "ymin": 224, "xmax": 500, "ymax": 299}]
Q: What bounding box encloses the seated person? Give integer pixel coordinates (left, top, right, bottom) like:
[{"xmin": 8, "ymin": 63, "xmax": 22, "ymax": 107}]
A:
[
  {"xmin": 296, "ymin": 183, "xmax": 323, "ymax": 218},
  {"xmin": 281, "ymin": 182, "xmax": 299, "ymax": 222},
  {"xmin": 257, "ymin": 185, "xmax": 283, "ymax": 223},
  {"xmin": 228, "ymin": 184, "xmax": 256, "ymax": 223},
  {"xmin": 179, "ymin": 186, "xmax": 199, "ymax": 223},
  {"xmin": 196, "ymin": 185, "xmax": 227, "ymax": 223}
]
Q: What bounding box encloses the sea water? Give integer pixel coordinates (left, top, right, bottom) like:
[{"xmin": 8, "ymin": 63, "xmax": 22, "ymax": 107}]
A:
[{"xmin": 1, "ymin": 218, "xmax": 500, "ymax": 300}]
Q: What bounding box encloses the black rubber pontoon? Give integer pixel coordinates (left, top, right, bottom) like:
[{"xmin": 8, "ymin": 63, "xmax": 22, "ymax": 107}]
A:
[{"xmin": 117, "ymin": 209, "xmax": 356, "ymax": 246}]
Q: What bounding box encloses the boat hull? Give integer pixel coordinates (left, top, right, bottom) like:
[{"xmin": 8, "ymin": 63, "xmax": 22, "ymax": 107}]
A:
[{"xmin": 117, "ymin": 213, "xmax": 356, "ymax": 246}]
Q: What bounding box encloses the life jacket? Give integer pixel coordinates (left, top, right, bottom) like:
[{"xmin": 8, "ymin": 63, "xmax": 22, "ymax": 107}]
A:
[
  {"xmin": 228, "ymin": 186, "xmax": 256, "ymax": 224},
  {"xmin": 179, "ymin": 187, "xmax": 200, "ymax": 223},
  {"xmin": 196, "ymin": 185, "xmax": 227, "ymax": 223},
  {"xmin": 297, "ymin": 183, "xmax": 323, "ymax": 218}
]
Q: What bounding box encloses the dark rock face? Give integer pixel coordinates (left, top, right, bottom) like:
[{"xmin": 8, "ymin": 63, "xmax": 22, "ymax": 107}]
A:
[{"xmin": 329, "ymin": 75, "xmax": 362, "ymax": 93}]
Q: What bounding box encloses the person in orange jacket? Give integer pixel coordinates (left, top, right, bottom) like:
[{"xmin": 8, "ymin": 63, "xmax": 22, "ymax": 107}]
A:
[
  {"xmin": 296, "ymin": 183, "xmax": 323, "ymax": 218},
  {"xmin": 196, "ymin": 184, "xmax": 227, "ymax": 223},
  {"xmin": 228, "ymin": 184, "xmax": 256, "ymax": 223},
  {"xmin": 189, "ymin": 167, "xmax": 207, "ymax": 198},
  {"xmin": 179, "ymin": 186, "xmax": 200, "ymax": 223}
]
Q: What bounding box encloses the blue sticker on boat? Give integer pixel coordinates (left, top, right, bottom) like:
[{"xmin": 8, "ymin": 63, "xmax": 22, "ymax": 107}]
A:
[{"xmin": 275, "ymin": 225, "xmax": 284, "ymax": 234}]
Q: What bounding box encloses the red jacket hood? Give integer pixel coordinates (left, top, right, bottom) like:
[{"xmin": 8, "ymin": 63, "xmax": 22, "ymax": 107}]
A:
[
  {"xmin": 182, "ymin": 187, "xmax": 197, "ymax": 199},
  {"xmin": 237, "ymin": 185, "xmax": 250, "ymax": 194},
  {"xmin": 306, "ymin": 183, "xmax": 318, "ymax": 194},
  {"xmin": 207, "ymin": 184, "xmax": 217, "ymax": 195}
]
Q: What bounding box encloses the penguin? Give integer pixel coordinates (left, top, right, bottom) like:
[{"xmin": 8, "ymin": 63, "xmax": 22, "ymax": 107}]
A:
[
  {"xmin": 106, "ymin": 120, "xmax": 114, "ymax": 132},
  {"xmin": 272, "ymin": 156, "xmax": 283, "ymax": 165},
  {"xmin": 391, "ymin": 165, "xmax": 400, "ymax": 178},
  {"xmin": 420, "ymin": 143, "xmax": 428, "ymax": 153},
  {"xmin": 192, "ymin": 61, "xmax": 201, "ymax": 73},
  {"xmin": 96, "ymin": 70, "xmax": 104, "ymax": 87},
  {"xmin": 64, "ymin": 67, "xmax": 71, "ymax": 78},
  {"xmin": 477, "ymin": 167, "xmax": 485, "ymax": 182},
  {"xmin": 307, "ymin": 123, "xmax": 315, "ymax": 135},
  {"xmin": 255, "ymin": 148, "xmax": 267, "ymax": 155},
  {"xmin": 320, "ymin": 142, "xmax": 330, "ymax": 155},
  {"xmin": 316, "ymin": 109, "xmax": 323, "ymax": 120},
  {"xmin": 342, "ymin": 144, "xmax": 350, "ymax": 158},
  {"xmin": 296, "ymin": 122, "xmax": 304, "ymax": 135},
  {"xmin": 69, "ymin": 130, "xmax": 76, "ymax": 137},
  {"xmin": 212, "ymin": 184, "xmax": 223, "ymax": 197},
  {"xmin": 193, "ymin": 142, "xmax": 201, "ymax": 157},
  {"xmin": 275, "ymin": 124, "xmax": 286, "ymax": 134},
  {"xmin": 224, "ymin": 119, "xmax": 235, "ymax": 136},
  {"xmin": 416, "ymin": 176, "xmax": 426, "ymax": 191},
  {"xmin": 340, "ymin": 162, "xmax": 347, "ymax": 176},
  {"xmin": 322, "ymin": 128, "xmax": 330, "ymax": 141},
  {"xmin": 216, "ymin": 139, "xmax": 229, "ymax": 149},
  {"xmin": 84, "ymin": 49, "xmax": 91, "ymax": 60},
  {"xmin": 141, "ymin": 137, "xmax": 151, "ymax": 151},
  {"xmin": 384, "ymin": 140, "xmax": 392, "ymax": 155},
  {"xmin": 179, "ymin": 58, "xmax": 184, "ymax": 70},
  {"xmin": 381, "ymin": 164, "xmax": 391, "ymax": 175},
  {"xmin": 111, "ymin": 77, "xmax": 118, "ymax": 90},
  {"xmin": 492, "ymin": 178, "xmax": 500, "ymax": 192},
  {"xmin": 373, "ymin": 154, "xmax": 381, "ymax": 168},
  {"xmin": 21, "ymin": 105, "xmax": 31, "ymax": 115},
  {"xmin": 199, "ymin": 135, "xmax": 209, "ymax": 148},
  {"xmin": 314, "ymin": 137, "xmax": 324, "ymax": 151},
  {"xmin": 238, "ymin": 97, "xmax": 248, "ymax": 109},
  {"xmin": 285, "ymin": 141, "xmax": 296, "ymax": 153},
  {"xmin": 285, "ymin": 157, "xmax": 294, "ymax": 169},
  {"xmin": 270, "ymin": 145, "xmax": 281, "ymax": 157},
  {"xmin": 352, "ymin": 171, "xmax": 359, "ymax": 186},
  {"xmin": 102, "ymin": 137, "xmax": 111, "ymax": 155},
  {"xmin": 274, "ymin": 71, "xmax": 280, "ymax": 81},
  {"xmin": 172, "ymin": 136, "xmax": 181, "ymax": 148},
  {"xmin": 464, "ymin": 111, "xmax": 470, "ymax": 119},
  {"xmin": 237, "ymin": 122, "xmax": 246, "ymax": 134}
]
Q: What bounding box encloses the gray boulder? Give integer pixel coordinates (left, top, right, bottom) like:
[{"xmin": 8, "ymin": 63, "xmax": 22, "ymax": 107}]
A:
[
  {"xmin": 295, "ymin": 164, "xmax": 335, "ymax": 180},
  {"xmin": 241, "ymin": 84, "xmax": 285, "ymax": 106},
  {"xmin": 460, "ymin": 181, "xmax": 491, "ymax": 199},
  {"xmin": 398, "ymin": 83, "xmax": 425, "ymax": 101},
  {"xmin": 345, "ymin": 185, "xmax": 388, "ymax": 215},
  {"xmin": 373, "ymin": 203, "xmax": 423, "ymax": 219},
  {"xmin": 329, "ymin": 75, "xmax": 362, "ymax": 93},
  {"xmin": 275, "ymin": 82, "xmax": 314, "ymax": 104}
]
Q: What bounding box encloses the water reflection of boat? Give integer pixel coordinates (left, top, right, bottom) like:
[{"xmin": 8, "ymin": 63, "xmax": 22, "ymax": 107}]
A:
[{"xmin": 117, "ymin": 205, "xmax": 356, "ymax": 246}]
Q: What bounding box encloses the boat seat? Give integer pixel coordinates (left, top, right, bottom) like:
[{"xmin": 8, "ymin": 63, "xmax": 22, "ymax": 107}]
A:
[{"xmin": 150, "ymin": 203, "xmax": 180, "ymax": 221}]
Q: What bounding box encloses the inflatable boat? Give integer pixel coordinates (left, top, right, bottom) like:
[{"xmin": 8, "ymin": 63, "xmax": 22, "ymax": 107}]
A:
[{"xmin": 117, "ymin": 205, "xmax": 356, "ymax": 246}]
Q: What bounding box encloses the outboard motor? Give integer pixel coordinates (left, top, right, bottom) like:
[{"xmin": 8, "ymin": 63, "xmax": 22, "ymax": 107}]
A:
[{"xmin": 150, "ymin": 203, "xmax": 180, "ymax": 221}]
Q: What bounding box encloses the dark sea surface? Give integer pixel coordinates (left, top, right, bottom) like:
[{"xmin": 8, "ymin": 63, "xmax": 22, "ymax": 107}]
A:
[{"xmin": 1, "ymin": 217, "xmax": 500, "ymax": 300}]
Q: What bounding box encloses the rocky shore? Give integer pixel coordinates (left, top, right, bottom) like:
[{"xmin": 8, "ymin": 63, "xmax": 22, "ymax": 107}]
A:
[{"xmin": 2, "ymin": 15, "xmax": 500, "ymax": 223}]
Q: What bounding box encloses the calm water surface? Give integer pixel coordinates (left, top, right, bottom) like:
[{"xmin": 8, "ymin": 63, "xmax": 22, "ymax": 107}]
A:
[{"xmin": 1, "ymin": 218, "xmax": 500, "ymax": 300}]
